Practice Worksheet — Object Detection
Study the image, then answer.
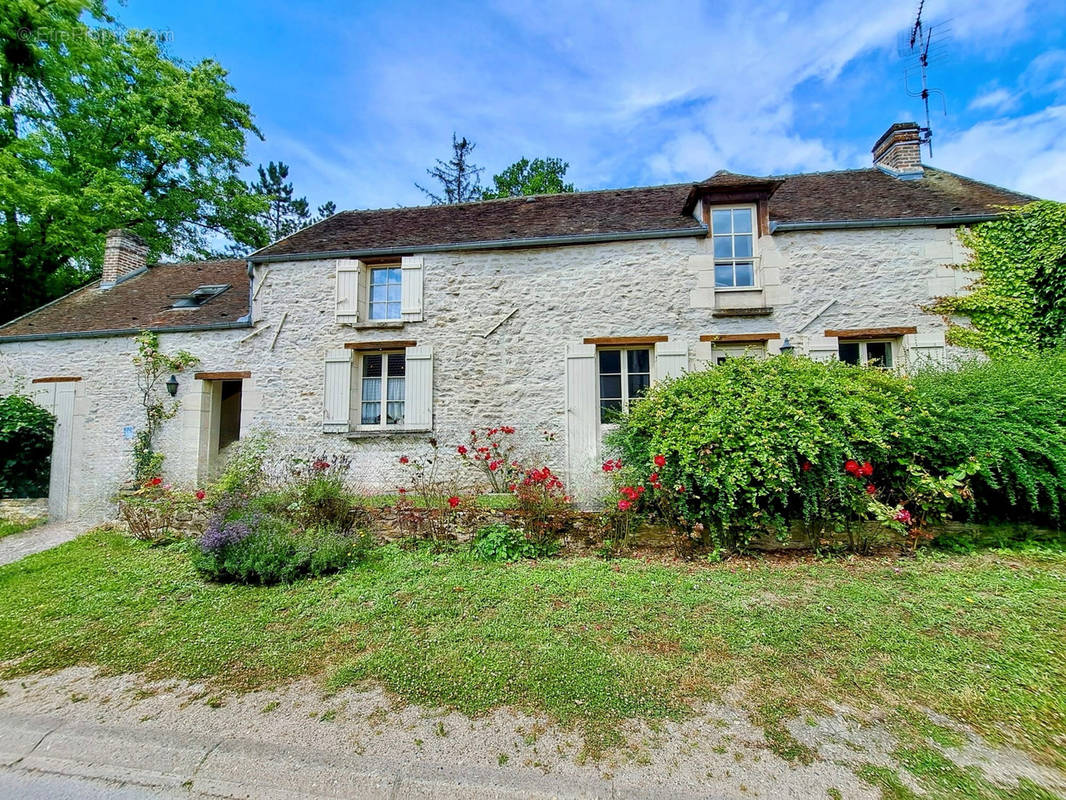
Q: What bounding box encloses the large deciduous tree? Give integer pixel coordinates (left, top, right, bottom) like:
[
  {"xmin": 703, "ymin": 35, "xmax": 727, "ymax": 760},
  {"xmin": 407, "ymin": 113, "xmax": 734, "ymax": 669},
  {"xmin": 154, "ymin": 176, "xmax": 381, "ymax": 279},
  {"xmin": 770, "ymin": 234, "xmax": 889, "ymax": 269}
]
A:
[
  {"xmin": 0, "ymin": 1, "xmax": 268, "ymax": 324},
  {"xmin": 481, "ymin": 157, "xmax": 574, "ymax": 199}
]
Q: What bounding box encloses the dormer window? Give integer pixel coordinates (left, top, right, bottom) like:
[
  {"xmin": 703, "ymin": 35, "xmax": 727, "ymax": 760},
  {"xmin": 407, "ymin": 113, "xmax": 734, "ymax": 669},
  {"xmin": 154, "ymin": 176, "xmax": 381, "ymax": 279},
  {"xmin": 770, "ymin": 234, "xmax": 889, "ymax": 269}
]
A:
[
  {"xmin": 711, "ymin": 207, "xmax": 756, "ymax": 288},
  {"xmin": 169, "ymin": 284, "xmax": 231, "ymax": 309}
]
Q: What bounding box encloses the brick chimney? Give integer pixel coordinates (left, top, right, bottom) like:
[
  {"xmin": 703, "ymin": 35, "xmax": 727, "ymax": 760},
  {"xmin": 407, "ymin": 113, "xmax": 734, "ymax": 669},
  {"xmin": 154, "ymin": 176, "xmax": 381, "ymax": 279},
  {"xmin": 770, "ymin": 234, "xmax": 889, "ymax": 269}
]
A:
[
  {"xmin": 101, "ymin": 229, "xmax": 148, "ymax": 289},
  {"xmin": 872, "ymin": 122, "xmax": 924, "ymax": 179}
]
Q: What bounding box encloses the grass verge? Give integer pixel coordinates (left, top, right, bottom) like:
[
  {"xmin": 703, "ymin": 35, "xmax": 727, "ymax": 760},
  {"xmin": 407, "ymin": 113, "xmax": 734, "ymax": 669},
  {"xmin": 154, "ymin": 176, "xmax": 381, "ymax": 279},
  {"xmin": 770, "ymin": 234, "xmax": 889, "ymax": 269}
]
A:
[
  {"xmin": 0, "ymin": 531, "xmax": 1063, "ymax": 770},
  {"xmin": 0, "ymin": 517, "xmax": 44, "ymax": 539}
]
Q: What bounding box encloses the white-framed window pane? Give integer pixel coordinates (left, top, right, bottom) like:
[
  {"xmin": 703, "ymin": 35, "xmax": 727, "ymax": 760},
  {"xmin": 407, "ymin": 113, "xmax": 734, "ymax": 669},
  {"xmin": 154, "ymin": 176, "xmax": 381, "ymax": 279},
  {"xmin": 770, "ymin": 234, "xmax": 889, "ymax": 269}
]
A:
[
  {"xmin": 369, "ymin": 303, "xmax": 387, "ymax": 320},
  {"xmin": 712, "ymin": 209, "xmax": 732, "ymax": 232},
  {"xmin": 732, "ymin": 208, "xmax": 752, "ymax": 233},
  {"xmin": 838, "ymin": 342, "xmax": 861, "ymax": 365},
  {"xmin": 598, "ymin": 349, "xmax": 621, "ymax": 374},
  {"xmin": 387, "ymin": 267, "xmax": 401, "ymax": 284},
  {"xmin": 386, "ymin": 377, "xmax": 405, "ymax": 425},
  {"xmin": 387, "ymin": 302, "xmax": 401, "ymax": 319},
  {"xmin": 627, "ymin": 349, "xmax": 650, "ymax": 373},
  {"xmin": 368, "ymin": 267, "xmax": 402, "ymax": 320},
  {"xmin": 715, "ymin": 265, "xmax": 735, "ymax": 287},
  {"xmin": 600, "ymin": 374, "xmax": 622, "ymax": 400},
  {"xmin": 866, "ymin": 341, "xmax": 892, "ymax": 368},
  {"xmin": 600, "ymin": 399, "xmax": 623, "ymax": 424},
  {"xmin": 734, "ymin": 262, "xmax": 754, "ymax": 286},
  {"xmin": 387, "ymin": 283, "xmax": 402, "ymax": 302},
  {"xmin": 370, "ymin": 285, "xmax": 387, "ymax": 302},
  {"xmin": 628, "ymin": 372, "xmax": 650, "ymax": 398},
  {"xmin": 734, "ymin": 235, "xmax": 753, "ymax": 258},
  {"xmin": 713, "ymin": 235, "xmax": 733, "ymax": 259}
]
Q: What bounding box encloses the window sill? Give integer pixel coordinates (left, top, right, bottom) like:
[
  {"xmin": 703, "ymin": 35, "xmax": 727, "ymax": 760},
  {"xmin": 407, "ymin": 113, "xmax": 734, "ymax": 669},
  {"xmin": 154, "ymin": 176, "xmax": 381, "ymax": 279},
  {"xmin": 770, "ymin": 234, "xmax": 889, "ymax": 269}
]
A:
[
  {"xmin": 346, "ymin": 426, "xmax": 432, "ymax": 439},
  {"xmin": 713, "ymin": 285, "xmax": 762, "ymax": 293},
  {"xmin": 351, "ymin": 320, "xmax": 405, "ymax": 330}
]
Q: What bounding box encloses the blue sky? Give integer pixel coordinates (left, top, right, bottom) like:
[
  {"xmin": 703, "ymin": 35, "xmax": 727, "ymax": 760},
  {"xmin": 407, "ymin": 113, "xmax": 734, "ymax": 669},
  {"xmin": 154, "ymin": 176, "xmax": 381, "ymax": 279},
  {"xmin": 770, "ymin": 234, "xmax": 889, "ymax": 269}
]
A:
[{"xmin": 119, "ymin": 0, "xmax": 1066, "ymax": 209}]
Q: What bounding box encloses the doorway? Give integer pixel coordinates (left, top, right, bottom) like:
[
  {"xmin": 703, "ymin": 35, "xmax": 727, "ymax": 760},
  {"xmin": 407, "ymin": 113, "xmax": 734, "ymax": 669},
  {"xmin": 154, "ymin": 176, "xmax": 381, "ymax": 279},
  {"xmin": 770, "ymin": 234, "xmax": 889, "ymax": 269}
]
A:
[{"xmin": 193, "ymin": 372, "xmax": 248, "ymax": 481}]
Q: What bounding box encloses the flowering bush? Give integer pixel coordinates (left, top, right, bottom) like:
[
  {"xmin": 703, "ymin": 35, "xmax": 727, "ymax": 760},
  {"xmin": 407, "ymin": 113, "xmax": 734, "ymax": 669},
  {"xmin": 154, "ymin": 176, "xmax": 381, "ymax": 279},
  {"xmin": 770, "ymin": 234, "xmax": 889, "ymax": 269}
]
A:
[
  {"xmin": 118, "ymin": 480, "xmax": 205, "ymax": 544},
  {"xmin": 512, "ymin": 465, "xmax": 570, "ymax": 553},
  {"xmin": 457, "ymin": 426, "xmax": 522, "ymax": 492},
  {"xmin": 609, "ymin": 356, "xmax": 925, "ymax": 552},
  {"xmin": 190, "ymin": 510, "xmax": 371, "ymax": 584},
  {"xmin": 396, "ymin": 439, "xmax": 464, "ymax": 541},
  {"xmin": 281, "ymin": 453, "xmax": 356, "ymax": 532}
]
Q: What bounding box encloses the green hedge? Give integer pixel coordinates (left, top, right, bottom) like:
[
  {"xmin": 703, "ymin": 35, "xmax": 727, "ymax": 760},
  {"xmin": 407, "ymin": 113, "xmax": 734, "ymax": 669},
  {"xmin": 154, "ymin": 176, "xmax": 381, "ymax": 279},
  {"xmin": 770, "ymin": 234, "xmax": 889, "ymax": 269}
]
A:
[
  {"xmin": 0, "ymin": 394, "xmax": 55, "ymax": 498},
  {"xmin": 909, "ymin": 352, "xmax": 1066, "ymax": 524}
]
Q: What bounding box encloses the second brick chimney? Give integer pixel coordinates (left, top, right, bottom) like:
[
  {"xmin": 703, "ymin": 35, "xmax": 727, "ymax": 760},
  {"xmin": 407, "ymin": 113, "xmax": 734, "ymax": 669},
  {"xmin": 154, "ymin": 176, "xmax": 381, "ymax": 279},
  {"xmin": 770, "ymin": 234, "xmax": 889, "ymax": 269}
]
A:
[
  {"xmin": 101, "ymin": 229, "xmax": 149, "ymax": 289},
  {"xmin": 872, "ymin": 122, "xmax": 924, "ymax": 180}
]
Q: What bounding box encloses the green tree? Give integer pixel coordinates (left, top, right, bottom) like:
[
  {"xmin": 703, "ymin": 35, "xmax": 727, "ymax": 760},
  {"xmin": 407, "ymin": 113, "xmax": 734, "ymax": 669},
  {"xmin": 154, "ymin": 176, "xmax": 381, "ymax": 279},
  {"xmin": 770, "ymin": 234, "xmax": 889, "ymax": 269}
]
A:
[
  {"xmin": 0, "ymin": 2, "xmax": 268, "ymax": 324},
  {"xmin": 415, "ymin": 133, "xmax": 484, "ymax": 204},
  {"xmin": 928, "ymin": 201, "xmax": 1066, "ymax": 356},
  {"xmin": 250, "ymin": 161, "xmax": 312, "ymax": 241},
  {"xmin": 481, "ymin": 157, "xmax": 575, "ymax": 199},
  {"xmin": 314, "ymin": 200, "xmax": 337, "ymax": 222}
]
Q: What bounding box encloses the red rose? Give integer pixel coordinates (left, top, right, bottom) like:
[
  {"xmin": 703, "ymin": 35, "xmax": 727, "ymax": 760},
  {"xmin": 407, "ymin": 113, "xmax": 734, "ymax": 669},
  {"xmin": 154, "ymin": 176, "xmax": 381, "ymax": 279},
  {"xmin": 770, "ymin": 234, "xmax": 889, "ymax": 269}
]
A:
[
  {"xmin": 844, "ymin": 460, "xmax": 860, "ymax": 476},
  {"xmin": 457, "ymin": 445, "xmax": 468, "ymax": 455},
  {"xmin": 399, "ymin": 456, "xmax": 409, "ymax": 465},
  {"xmin": 654, "ymin": 454, "xmax": 666, "ymax": 467},
  {"xmin": 617, "ymin": 499, "xmax": 632, "ymax": 511},
  {"xmin": 865, "ymin": 483, "xmax": 876, "ymax": 495},
  {"xmin": 801, "ymin": 461, "xmax": 812, "ymax": 472},
  {"xmin": 447, "ymin": 496, "xmax": 460, "ymax": 508},
  {"xmin": 149, "ymin": 476, "xmax": 162, "ymax": 486},
  {"xmin": 509, "ymin": 483, "xmax": 517, "ymax": 492},
  {"xmin": 676, "ymin": 485, "xmax": 685, "ymax": 493},
  {"xmin": 398, "ymin": 487, "xmax": 407, "ymax": 494},
  {"xmin": 860, "ymin": 461, "xmax": 873, "ymax": 477},
  {"xmin": 648, "ymin": 472, "xmax": 658, "ymax": 482},
  {"xmin": 894, "ymin": 508, "xmax": 912, "ymax": 524},
  {"xmin": 489, "ymin": 460, "xmax": 501, "ymax": 471},
  {"xmin": 195, "ymin": 489, "xmax": 206, "ymax": 501}
]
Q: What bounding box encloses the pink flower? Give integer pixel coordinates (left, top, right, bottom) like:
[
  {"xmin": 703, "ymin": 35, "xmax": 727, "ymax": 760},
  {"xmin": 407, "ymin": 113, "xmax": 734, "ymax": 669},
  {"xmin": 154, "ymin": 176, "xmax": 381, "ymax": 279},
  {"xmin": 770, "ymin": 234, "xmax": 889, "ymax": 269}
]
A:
[
  {"xmin": 447, "ymin": 496, "xmax": 460, "ymax": 508},
  {"xmin": 312, "ymin": 459, "xmax": 330, "ymax": 471},
  {"xmin": 399, "ymin": 456, "xmax": 409, "ymax": 465},
  {"xmin": 195, "ymin": 489, "xmax": 206, "ymax": 501},
  {"xmin": 617, "ymin": 499, "xmax": 632, "ymax": 511},
  {"xmin": 457, "ymin": 445, "xmax": 468, "ymax": 455},
  {"xmin": 894, "ymin": 508, "xmax": 912, "ymax": 524},
  {"xmin": 654, "ymin": 454, "xmax": 666, "ymax": 468}
]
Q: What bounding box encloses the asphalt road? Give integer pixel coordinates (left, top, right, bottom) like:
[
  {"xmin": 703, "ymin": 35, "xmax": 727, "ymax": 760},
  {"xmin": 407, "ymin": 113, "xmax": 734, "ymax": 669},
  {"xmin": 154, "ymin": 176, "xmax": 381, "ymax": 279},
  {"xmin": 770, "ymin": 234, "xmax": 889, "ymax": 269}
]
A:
[{"xmin": 0, "ymin": 768, "xmax": 198, "ymax": 799}]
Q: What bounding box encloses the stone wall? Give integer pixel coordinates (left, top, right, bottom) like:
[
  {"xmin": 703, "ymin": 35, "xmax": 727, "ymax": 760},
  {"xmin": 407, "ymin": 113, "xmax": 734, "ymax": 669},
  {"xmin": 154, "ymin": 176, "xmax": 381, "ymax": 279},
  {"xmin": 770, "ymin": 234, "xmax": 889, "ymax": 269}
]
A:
[
  {"xmin": 0, "ymin": 224, "xmax": 972, "ymax": 521},
  {"xmin": 0, "ymin": 498, "xmax": 48, "ymax": 521}
]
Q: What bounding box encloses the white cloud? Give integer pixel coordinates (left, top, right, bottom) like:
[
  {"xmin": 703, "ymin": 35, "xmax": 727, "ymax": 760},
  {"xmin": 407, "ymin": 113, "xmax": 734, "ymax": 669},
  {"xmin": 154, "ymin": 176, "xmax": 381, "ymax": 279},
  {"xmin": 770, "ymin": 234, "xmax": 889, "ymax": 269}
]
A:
[
  {"xmin": 968, "ymin": 88, "xmax": 1018, "ymax": 113},
  {"xmin": 936, "ymin": 105, "xmax": 1066, "ymax": 200},
  {"xmin": 260, "ymin": 0, "xmax": 1046, "ymax": 208}
]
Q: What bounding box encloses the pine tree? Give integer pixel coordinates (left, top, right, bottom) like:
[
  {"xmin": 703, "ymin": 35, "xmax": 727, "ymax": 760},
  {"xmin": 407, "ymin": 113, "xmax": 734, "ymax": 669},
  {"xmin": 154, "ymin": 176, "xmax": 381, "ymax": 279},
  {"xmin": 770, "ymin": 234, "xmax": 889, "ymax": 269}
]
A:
[
  {"xmin": 415, "ymin": 134, "xmax": 484, "ymax": 204},
  {"xmin": 252, "ymin": 161, "xmax": 312, "ymax": 240}
]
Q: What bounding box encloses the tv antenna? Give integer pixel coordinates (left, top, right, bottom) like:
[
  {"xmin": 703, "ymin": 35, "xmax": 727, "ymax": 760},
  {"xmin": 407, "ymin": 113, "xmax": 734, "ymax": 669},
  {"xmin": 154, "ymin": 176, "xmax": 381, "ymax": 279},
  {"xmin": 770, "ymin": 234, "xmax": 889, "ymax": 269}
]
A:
[{"xmin": 898, "ymin": 0, "xmax": 948, "ymax": 158}]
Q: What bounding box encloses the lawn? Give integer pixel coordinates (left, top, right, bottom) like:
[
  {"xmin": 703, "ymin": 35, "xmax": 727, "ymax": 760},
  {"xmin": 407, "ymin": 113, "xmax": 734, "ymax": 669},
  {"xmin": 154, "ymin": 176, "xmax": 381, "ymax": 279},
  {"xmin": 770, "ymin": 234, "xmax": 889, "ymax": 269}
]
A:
[
  {"xmin": 0, "ymin": 517, "xmax": 43, "ymax": 539},
  {"xmin": 1, "ymin": 531, "xmax": 1064, "ymax": 788}
]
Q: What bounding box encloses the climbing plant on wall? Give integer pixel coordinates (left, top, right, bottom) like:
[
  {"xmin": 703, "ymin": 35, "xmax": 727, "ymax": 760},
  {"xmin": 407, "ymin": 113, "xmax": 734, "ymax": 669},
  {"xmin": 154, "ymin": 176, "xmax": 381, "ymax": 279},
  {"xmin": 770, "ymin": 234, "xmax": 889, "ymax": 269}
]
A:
[
  {"xmin": 131, "ymin": 331, "xmax": 199, "ymax": 482},
  {"xmin": 928, "ymin": 201, "xmax": 1066, "ymax": 356}
]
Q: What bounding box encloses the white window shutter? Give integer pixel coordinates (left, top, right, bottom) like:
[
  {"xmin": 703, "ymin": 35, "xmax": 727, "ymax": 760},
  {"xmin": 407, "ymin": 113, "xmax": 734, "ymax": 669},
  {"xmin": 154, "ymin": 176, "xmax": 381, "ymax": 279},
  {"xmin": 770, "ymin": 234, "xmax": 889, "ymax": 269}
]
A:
[
  {"xmin": 804, "ymin": 334, "xmax": 839, "ymax": 362},
  {"xmin": 323, "ymin": 348, "xmax": 353, "ymax": 433},
  {"xmin": 565, "ymin": 343, "xmax": 599, "ymax": 490},
  {"xmin": 401, "ymin": 255, "xmax": 424, "ymax": 320},
  {"xmin": 405, "ymin": 345, "xmax": 433, "ymax": 428},
  {"xmin": 654, "ymin": 340, "xmax": 688, "ymax": 380},
  {"xmin": 335, "ymin": 259, "xmax": 363, "ymax": 324},
  {"xmin": 903, "ymin": 332, "xmax": 946, "ymax": 368}
]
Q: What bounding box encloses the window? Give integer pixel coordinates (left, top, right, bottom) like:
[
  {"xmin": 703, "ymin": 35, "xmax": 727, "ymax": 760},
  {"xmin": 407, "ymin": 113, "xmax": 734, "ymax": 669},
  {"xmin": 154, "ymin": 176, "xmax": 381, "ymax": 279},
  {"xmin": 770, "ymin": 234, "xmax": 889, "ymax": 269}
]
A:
[
  {"xmin": 368, "ymin": 267, "xmax": 402, "ymax": 321},
  {"xmin": 711, "ymin": 207, "xmax": 756, "ymax": 288},
  {"xmin": 838, "ymin": 340, "xmax": 893, "ymax": 368},
  {"xmin": 169, "ymin": 284, "xmax": 231, "ymax": 308},
  {"xmin": 598, "ymin": 348, "xmax": 651, "ymax": 423},
  {"xmin": 713, "ymin": 344, "xmax": 767, "ymax": 365},
  {"xmin": 359, "ymin": 352, "xmax": 405, "ymax": 427}
]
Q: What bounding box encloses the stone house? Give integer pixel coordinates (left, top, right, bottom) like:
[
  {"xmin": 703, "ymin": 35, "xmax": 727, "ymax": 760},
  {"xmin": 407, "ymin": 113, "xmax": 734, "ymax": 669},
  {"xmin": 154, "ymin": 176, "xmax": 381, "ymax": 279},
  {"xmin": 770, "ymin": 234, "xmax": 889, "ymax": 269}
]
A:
[{"xmin": 0, "ymin": 122, "xmax": 1033, "ymax": 522}]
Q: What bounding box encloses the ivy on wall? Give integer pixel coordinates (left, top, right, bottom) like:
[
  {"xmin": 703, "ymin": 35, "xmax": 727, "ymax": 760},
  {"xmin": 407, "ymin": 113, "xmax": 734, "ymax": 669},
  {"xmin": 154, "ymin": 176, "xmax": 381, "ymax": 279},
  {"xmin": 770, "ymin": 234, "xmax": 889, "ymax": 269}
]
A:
[{"xmin": 929, "ymin": 201, "xmax": 1066, "ymax": 356}]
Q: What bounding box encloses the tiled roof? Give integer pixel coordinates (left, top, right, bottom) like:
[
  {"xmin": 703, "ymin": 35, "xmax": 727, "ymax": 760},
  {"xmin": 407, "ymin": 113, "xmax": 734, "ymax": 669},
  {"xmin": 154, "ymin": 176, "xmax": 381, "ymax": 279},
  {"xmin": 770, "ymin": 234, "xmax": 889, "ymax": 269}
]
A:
[
  {"xmin": 0, "ymin": 259, "xmax": 248, "ymax": 340},
  {"xmin": 768, "ymin": 167, "xmax": 1034, "ymax": 225},
  {"xmin": 253, "ymin": 167, "xmax": 1033, "ymax": 259},
  {"xmin": 252, "ymin": 184, "xmax": 702, "ymax": 259}
]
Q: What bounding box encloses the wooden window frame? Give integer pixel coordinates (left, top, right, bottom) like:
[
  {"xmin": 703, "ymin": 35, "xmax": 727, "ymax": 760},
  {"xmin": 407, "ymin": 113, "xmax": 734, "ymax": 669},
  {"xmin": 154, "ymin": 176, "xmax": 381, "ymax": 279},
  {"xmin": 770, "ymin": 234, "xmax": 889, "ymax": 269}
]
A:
[
  {"xmin": 597, "ymin": 346, "xmax": 654, "ymax": 425},
  {"xmin": 355, "ymin": 350, "xmax": 407, "ymax": 430},
  {"xmin": 710, "ymin": 204, "xmax": 759, "ymax": 290},
  {"xmin": 838, "ymin": 339, "xmax": 896, "ymax": 368},
  {"xmin": 366, "ymin": 265, "xmax": 403, "ymax": 322}
]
